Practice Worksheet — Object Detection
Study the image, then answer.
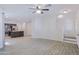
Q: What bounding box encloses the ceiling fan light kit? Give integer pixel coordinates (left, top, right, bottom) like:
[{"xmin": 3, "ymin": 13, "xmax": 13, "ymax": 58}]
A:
[
  {"xmin": 36, "ymin": 10, "xmax": 41, "ymax": 14},
  {"xmin": 29, "ymin": 4, "xmax": 51, "ymax": 14}
]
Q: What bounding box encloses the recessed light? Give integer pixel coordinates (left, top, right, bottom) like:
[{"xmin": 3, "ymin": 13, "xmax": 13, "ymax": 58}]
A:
[
  {"xmin": 60, "ymin": 9, "xmax": 71, "ymax": 14},
  {"xmin": 58, "ymin": 14, "xmax": 64, "ymax": 18},
  {"xmin": 63, "ymin": 10, "xmax": 68, "ymax": 13}
]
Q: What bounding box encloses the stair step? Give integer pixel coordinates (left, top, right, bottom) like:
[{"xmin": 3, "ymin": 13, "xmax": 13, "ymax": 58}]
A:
[
  {"xmin": 64, "ymin": 38, "xmax": 77, "ymax": 44},
  {"xmin": 64, "ymin": 36, "xmax": 76, "ymax": 39},
  {"xmin": 64, "ymin": 40, "xmax": 77, "ymax": 44},
  {"xmin": 64, "ymin": 38, "xmax": 76, "ymax": 42}
]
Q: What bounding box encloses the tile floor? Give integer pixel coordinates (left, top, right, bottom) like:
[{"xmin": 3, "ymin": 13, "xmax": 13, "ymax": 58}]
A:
[{"xmin": 0, "ymin": 37, "xmax": 79, "ymax": 55}]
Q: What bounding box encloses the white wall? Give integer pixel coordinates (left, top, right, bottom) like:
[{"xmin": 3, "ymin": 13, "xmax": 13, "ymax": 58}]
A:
[
  {"xmin": 76, "ymin": 11, "xmax": 79, "ymax": 34},
  {"xmin": 0, "ymin": 13, "xmax": 5, "ymax": 48},
  {"xmin": 19, "ymin": 22, "xmax": 32, "ymax": 36},
  {"xmin": 32, "ymin": 14, "xmax": 61, "ymax": 41},
  {"xmin": 75, "ymin": 10, "xmax": 79, "ymax": 47},
  {"xmin": 63, "ymin": 14, "xmax": 76, "ymax": 37},
  {"xmin": 26, "ymin": 21, "xmax": 32, "ymax": 36},
  {"xmin": 56, "ymin": 17, "xmax": 64, "ymax": 41},
  {"xmin": 32, "ymin": 13, "xmax": 77, "ymax": 41}
]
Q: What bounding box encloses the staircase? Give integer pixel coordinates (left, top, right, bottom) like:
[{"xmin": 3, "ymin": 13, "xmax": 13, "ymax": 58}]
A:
[{"xmin": 64, "ymin": 35, "xmax": 77, "ymax": 44}]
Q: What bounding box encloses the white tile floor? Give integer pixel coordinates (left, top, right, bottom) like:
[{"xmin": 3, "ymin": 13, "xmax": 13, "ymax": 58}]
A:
[{"xmin": 0, "ymin": 37, "xmax": 79, "ymax": 55}]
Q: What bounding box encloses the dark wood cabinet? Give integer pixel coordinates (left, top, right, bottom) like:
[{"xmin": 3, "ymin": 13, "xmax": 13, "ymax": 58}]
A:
[{"xmin": 10, "ymin": 31, "xmax": 24, "ymax": 38}]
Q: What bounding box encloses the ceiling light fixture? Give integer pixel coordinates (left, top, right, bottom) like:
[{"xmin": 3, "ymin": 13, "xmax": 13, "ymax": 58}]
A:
[
  {"xmin": 58, "ymin": 14, "xmax": 64, "ymax": 18},
  {"xmin": 36, "ymin": 10, "xmax": 41, "ymax": 14},
  {"xmin": 60, "ymin": 9, "xmax": 71, "ymax": 14}
]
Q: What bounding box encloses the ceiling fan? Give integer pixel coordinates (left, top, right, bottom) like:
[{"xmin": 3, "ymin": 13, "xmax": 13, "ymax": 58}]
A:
[{"xmin": 29, "ymin": 4, "xmax": 51, "ymax": 14}]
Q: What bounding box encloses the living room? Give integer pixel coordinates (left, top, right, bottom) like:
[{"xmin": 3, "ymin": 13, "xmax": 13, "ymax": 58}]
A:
[{"xmin": 0, "ymin": 4, "xmax": 79, "ymax": 55}]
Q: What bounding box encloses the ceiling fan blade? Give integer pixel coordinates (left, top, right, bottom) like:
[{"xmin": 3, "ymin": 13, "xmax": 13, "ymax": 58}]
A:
[
  {"xmin": 45, "ymin": 4, "xmax": 52, "ymax": 7},
  {"xmin": 42, "ymin": 9, "xmax": 49, "ymax": 11},
  {"xmin": 29, "ymin": 8, "xmax": 36, "ymax": 10}
]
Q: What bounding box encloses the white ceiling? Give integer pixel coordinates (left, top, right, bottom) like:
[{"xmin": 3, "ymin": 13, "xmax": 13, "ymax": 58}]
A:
[
  {"xmin": 0, "ymin": 4, "xmax": 79, "ymax": 22},
  {"xmin": 0, "ymin": 4, "xmax": 34, "ymax": 22}
]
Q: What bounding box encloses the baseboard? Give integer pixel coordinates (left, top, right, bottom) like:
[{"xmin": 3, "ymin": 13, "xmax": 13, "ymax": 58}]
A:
[{"xmin": 32, "ymin": 36, "xmax": 63, "ymax": 42}]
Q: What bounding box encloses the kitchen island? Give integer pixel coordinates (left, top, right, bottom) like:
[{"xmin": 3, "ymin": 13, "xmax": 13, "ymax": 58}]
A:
[{"xmin": 10, "ymin": 31, "xmax": 24, "ymax": 38}]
